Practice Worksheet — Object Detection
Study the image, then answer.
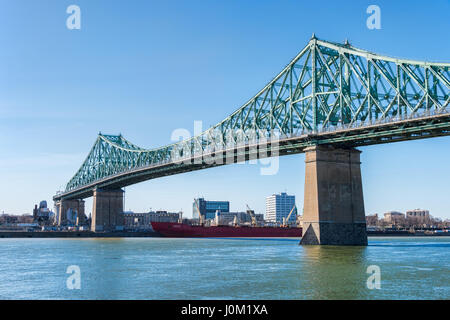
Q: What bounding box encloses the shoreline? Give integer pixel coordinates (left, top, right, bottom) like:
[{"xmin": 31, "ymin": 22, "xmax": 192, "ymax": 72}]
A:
[
  {"xmin": 0, "ymin": 231, "xmax": 160, "ymax": 238},
  {"xmin": 367, "ymin": 231, "xmax": 450, "ymax": 237},
  {"xmin": 0, "ymin": 231, "xmax": 449, "ymax": 238}
]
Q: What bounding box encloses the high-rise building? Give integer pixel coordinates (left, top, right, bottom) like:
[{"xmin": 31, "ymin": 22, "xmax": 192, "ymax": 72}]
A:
[
  {"xmin": 265, "ymin": 192, "xmax": 297, "ymax": 223},
  {"xmin": 193, "ymin": 198, "xmax": 230, "ymax": 220}
]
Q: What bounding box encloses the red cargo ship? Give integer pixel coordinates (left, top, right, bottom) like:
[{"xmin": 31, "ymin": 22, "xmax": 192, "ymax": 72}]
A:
[{"xmin": 150, "ymin": 222, "xmax": 302, "ymax": 238}]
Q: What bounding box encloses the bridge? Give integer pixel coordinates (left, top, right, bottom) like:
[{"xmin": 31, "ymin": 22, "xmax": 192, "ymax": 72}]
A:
[{"xmin": 54, "ymin": 36, "xmax": 450, "ymax": 245}]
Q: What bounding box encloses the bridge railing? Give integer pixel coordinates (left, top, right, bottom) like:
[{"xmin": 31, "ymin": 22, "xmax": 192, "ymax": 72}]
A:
[{"xmin": 319, "ymin": 107, "xmax": 449, "ymax": 134}]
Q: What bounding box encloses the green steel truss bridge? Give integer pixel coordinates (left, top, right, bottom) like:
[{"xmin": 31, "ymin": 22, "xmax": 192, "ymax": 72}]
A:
[{"xmin": 54, "ymin": 36, "xmax": 450, "ymax": 201}]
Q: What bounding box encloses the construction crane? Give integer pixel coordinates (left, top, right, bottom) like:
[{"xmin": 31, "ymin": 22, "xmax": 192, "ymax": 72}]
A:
[
  {"xmin": 282, "ymin": 205, "xmax": 297, "ymax": 227},
  {"xmin": 246, "ymin": 204, "xmax": 257, "ymax": 226}
]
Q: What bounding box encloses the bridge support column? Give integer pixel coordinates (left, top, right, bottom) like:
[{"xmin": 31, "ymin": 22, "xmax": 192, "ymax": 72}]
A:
[
  {"xmin": 55, "ymin": 199, "xmax": 85, "ymax": 226},
  {"xmin": 91, "ymin": 188, "xmax": 124, "ymax": 232},
  {"xmin": 300, "ymin": 146, "xmax": 367, "ymax": 246}
]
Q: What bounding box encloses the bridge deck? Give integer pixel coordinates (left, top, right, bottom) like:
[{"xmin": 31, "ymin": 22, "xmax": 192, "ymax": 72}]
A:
[{"xmin": 54, "ymin": 112, "xmax": 450, "ymax": 201}]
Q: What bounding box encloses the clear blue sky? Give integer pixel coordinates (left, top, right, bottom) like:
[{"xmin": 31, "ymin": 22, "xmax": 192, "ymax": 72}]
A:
[{"xmin": 1, "ymin": 0, "xmax": 449, "ymax": 219}]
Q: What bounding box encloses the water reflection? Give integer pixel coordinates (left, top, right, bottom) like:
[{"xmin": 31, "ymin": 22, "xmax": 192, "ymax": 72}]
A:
[
  {"xmin": 79, "ymin": 238, "xmax": 129, "ymax": 299},
  {"xmin": 298, "ymin": 246, "xmax": 369, "ymax": 299}
]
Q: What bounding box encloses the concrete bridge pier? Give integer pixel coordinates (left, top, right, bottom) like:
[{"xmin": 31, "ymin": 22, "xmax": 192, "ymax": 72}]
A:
[
  {"xmin": 56, "ymin": 199, "xmax": 85, "ymax": 226},
  {"xmin": 300, "ymin": 145, "xmax": 368, "ymax": 246},
  {"xmin": 91, "ymin": 188, "xmax": 124, "ymax": 232}
]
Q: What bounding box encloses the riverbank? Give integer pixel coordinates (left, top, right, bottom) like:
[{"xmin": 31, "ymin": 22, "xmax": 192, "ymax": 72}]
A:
[
  {"xmin": 1, "ymin": 230, "xmax": 449, "ymax": 238},
  {"xmin": 0, "ymin": 231, "xmax": 160, "ymax": 238},
  {"xmin": 368, "ymin": 231, "xmax": 450, "ymax": 236}
]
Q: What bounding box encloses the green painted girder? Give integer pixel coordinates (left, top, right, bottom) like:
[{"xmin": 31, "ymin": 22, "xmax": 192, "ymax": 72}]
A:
[{"xmin": 59, "ymin": 36, "xmax": 450, "ymax": 197}]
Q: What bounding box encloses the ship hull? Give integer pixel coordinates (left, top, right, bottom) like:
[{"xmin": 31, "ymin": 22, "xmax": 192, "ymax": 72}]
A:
[{"xmin": 151, "ymin": 222, "xmax": 302, "ymax": 238}]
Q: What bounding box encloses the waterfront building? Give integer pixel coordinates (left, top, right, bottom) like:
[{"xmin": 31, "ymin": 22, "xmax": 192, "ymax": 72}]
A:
[
  {"xmin": 383, "ymin": 211, "xmax": 405, "ymax": 223},
  {"xmin": 32, "ymin": 201, "xmax": 56, "ymax": 225},
  {"xmin": 193, "ymin": 198, "xmax": 229, "ymax": 220},
  {"xmin": 123, "ymin": 210, "xmax": 182, "ymax": 230},
  {"xmin": 406, "ymin": 209, "xmax": 430, "ymax": 221},
  {"xmin": 0, "ymin": 214, "xmax": 20, "ymax": 225},
  {"xmin": 265, "ymin": 192, "xmax": 297, "ymax": 223},
  {"xmin": 0, "ymin": 214, "xmax": 34, "ymax": 230},
  {"xmin": 366, "ymin": 213, "xmax": 379, "ymax": 226},
  {"xmin": 213, "ymin": 211, "xmax": 264, "ymax": 225}
]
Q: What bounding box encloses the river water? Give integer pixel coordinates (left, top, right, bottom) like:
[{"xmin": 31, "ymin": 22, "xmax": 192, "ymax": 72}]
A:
[{"xmin": 0, "ymin": 237, "xmax": 448, "ymax": 299}]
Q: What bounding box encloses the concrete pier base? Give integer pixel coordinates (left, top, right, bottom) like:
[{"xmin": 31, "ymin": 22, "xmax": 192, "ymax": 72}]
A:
[
  {"xmin": 56, "ymin": 199, "xmax": 85, "ymax": 226},
  {"xmin": 91, "ymin": 188, "xmax": 124, "ymax": 232},
  {"xmin": 300, "ymin": 146, "xmax": 368, "ymax": 246}
]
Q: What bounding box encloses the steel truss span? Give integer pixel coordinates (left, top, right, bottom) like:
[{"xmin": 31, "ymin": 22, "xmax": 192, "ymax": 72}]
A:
[{"xmin": 54, "ymin": 36, "xmax": 450, "ymax": 201}]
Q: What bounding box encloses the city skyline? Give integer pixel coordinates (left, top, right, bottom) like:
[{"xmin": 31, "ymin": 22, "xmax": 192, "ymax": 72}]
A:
[
  {"xmin": 1, "ymin": 0, "xmax": 450, "ymax": 219},
  {"xmin": 4, "ymin": 188, "xmax": 448, "ymax": 223}
]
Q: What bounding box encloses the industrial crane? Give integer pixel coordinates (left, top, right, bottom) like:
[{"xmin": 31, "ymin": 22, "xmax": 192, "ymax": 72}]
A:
[
  {"xmin": 246, "ymin": 204, "xmax": 257, "ymax": 226},
  {"xmin": 282, "ymin": 205, "xmax": 297, "ymax": 227}
]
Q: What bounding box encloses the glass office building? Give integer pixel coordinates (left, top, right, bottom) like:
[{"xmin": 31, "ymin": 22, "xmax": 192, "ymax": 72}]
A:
[{"xmin": 193, "ymin": 198, "xmax": 230, "ymax": 220}]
